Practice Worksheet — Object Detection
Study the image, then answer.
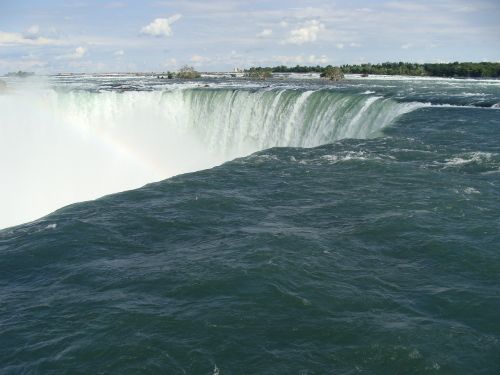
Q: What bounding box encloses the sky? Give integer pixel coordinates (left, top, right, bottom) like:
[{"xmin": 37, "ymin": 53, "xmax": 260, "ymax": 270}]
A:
[{"xmin": 0, "ymin": 0, "xmax": 499, "ymax": 73}]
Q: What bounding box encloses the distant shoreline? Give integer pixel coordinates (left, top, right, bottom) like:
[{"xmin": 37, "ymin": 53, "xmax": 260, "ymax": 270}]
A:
[
  {"xmin": 0, "ymin": 63, "xmax": 500, "ymax": 81},
  {"xmin": 245, "ymin": 62, "xmax": 500, "ymax": 79}
]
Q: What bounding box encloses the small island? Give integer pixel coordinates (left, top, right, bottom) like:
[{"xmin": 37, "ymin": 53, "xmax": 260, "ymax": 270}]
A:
[
  {"xmin": 320, "ymin": 66, "xmax": 344, "ymax": 81},
  {"xmin": 245, "ymin": 67, "xmax": 273, "ymax": 80},
  {"xmin": 155, "ymin": 66, "xmax": 201, "ymax": 79},
  {"xmin": 175, "ymin": 65, "xmax": 201, "ymax": 79}
]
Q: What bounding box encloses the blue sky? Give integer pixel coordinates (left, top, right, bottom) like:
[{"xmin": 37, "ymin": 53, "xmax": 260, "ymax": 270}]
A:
[{"xmin": 1, "ymin": 0, "xmax": 499, "ymax": 73}]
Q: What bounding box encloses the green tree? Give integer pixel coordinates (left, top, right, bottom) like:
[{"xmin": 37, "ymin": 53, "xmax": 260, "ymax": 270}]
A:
[
  {"xmin": 320, "ymin": 67, "xmax": 344, "ymax": 81},
  {"xmin": 245, "ymin": 67, "xmax": 273, "ymax": 80},
  {"xmin": 246, "ymin": 62, "xmax": 500, "ymax": 78},
  {"xmin": 176, "ymin": 65, "xmax": 201, "ymax": 79}
]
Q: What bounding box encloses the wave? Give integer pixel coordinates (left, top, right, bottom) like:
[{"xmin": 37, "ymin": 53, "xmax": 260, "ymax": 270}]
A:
[
  {"xmin": 0, "ymin": 87, "xmax": 422, "ymax": 228},
  {"xmin": 425, "ymin": 102, "xmax": 500, "ymax": 109}
]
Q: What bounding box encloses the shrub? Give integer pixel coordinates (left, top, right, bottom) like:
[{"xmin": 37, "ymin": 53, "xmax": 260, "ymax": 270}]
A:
[
  {"xmin": 176, "ymin": 65, "xmax": 201, "ymax": 79},
  {"xmin": 245, "ymin": 67, "xmax": 273, "ymax": 80},
  {"xmin": 320, "ymin": 66, "xmax": 344, "ymax": 81}
]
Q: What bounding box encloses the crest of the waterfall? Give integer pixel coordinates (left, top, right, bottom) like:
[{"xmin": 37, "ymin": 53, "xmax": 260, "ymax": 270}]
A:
[
  {"xmin": 0, "ymin": 87, "xmax": 422, "ymax": 228},
  {"xmin": 176, "ymin": 88, "xmax": 423, "ymax": 157}
]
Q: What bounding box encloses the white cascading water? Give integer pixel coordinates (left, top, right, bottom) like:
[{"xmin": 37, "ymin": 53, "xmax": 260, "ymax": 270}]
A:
[{"xmin": 0, "ymin": 86, "xmax": 422, "ymax": 229}]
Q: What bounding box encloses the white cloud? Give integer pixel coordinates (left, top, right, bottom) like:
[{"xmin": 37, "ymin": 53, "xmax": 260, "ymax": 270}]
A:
[
  {"xmin": 349, "ymin": 42, "xmax": 362, "ymax": 47},
  {"xmin": 385, "ymin": 2, "xmax": 429, "ymax": 12},
  {"xmin": 105, "ymin": 2, "xmax": 127, "ymax": 8},
  {"xmin": 0, "ymin": 31, "xmax": 61, "ymax": 46},
  {"xmin": 72, "ymin": 46, "xmax": 87, "ymax": 58},
  {"xmin": 140, "ymin": 15, "xmax": 181, "ymax": 37},
  {"xmin": 164, "ymin": 58, "xmax": 177, "ymax": 67},
  {"xmin": 273, "ymin": 54, "xmax": 328, "ymax": 65},
  {"xmin": 190, "ymin": 54, "xmax": 210, "ymax": 63},
  {"xmin": 401, "ymin": 43, "xmax": 413, "ymax": 49},
  {"xmin": 274, "ymin": 55, "xmax": 304, "ymax": 64},
  {"xmin": 257, "ymin": 29, "xmax": 273, "ymax": 38},
  {"xmin": 153, "ymin": 1, "xmax": 239, "ymax": 13},
  {"xmin": 336, "ymin": 43, "xmax": 344, "ymax": 49},
  {"xmin": 66, "ymin": 60, "xmax": 107, "ymax": 71},
  {"xmin": 285, "ymin": 20, "xmax": 325, "ymax": 45},
  {"xmin": 56, "ymin": 46, "xmax": 87, "ymax": 60},
  {"xmin": 0, "ymin": 58, "xmax": 46, "ymax": 71},
  {"xmin": 452, "ymin": 5, "xmax": 482, "ymax": 13},
  {"xmin": 308, "ymin": 54, "xmax": 328, "ymax": 64},
  {"xmin": 26, "ymin": 25, "xmax": 40, "ymax": 36},
  {"xmin": 114, "ymin": 49, "xmax": 124, "ymax": 56}
]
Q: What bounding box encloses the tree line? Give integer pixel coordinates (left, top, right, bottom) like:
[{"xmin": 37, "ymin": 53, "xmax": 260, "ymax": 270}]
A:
[{"xmin": 247, "ymin": 62, "xmax": 500, "ymax": 78}]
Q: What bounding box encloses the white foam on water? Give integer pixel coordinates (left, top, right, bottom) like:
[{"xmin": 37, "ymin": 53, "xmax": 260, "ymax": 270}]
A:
[
  {"xmin": 464, "ymin": 187, "xmax": 480, "ymax": 194},
  {"xmin": 444, "ymin": 152, "xmax": 494, "ymax": 166},
  {"xmin": 321, "ymin": 152, "xmax": 374, "ymax": 162},
  {"xmin": 457, "ymin": 92, "xmax": 489, "ymax": 97}
]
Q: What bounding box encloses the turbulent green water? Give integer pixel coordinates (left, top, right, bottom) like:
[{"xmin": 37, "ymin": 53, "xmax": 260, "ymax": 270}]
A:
[{"xmin": 1, "ymin": 75, "xmax": 499, "ymax": 374}]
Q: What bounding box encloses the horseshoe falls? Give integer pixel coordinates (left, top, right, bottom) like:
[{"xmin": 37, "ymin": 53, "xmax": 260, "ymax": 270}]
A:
[
  {"xmin": 0, "ymin": 85, "xmax": 420, "ymax": 229},
  {"xmin": 1, "ymin": 75, "xmax": 500, "ymax": 374}
]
